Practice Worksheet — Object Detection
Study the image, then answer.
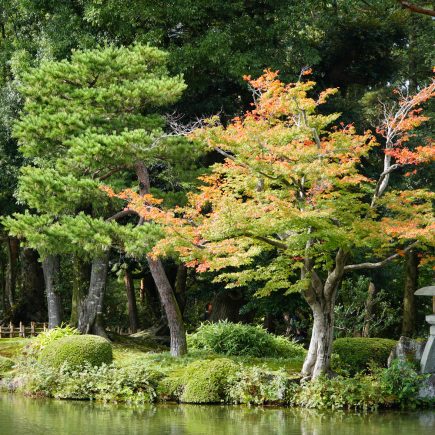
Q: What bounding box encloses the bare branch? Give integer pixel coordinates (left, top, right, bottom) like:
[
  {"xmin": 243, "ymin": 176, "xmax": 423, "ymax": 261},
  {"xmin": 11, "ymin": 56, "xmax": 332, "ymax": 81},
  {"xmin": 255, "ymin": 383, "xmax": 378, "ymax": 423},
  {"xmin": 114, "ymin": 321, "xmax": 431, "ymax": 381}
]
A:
[
  {"xmin": 397, "ymin": 1, "xmax": 435, "ymax": 17},
  {"xmin": 107, "ymin": 209, "xmax": 138, "ymax": 221},
  {"xmin": 344, "ymin": 242, "xmax": 419, "ymax": 271}
]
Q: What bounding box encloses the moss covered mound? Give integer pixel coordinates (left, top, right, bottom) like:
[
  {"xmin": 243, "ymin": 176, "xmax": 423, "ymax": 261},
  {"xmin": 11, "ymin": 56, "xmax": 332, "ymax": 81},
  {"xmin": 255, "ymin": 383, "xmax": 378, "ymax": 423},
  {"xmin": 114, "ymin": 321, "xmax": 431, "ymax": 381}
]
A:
[
  {"xmin": 0, "ymin": 355, "xmax": 14, "ymax": 374},
  {"xmin": 333, "ymin": 337, "xmax": 396, "ymax": 375},
  {"xmin": 40, "ymin": 334, "xmax": 113, "ymax": 369},
  {"xmin": 180, "ymin": 358, "xmax": 238, "ymax": 403}
]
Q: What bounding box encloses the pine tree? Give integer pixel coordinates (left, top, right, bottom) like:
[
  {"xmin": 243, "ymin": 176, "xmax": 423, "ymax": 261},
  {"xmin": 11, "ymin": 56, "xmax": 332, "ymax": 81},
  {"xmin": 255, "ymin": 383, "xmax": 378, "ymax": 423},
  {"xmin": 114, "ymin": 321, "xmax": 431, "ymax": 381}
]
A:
[{"xmin": 4, "ymin": 44, "xmax": 191, "ymax": 354}]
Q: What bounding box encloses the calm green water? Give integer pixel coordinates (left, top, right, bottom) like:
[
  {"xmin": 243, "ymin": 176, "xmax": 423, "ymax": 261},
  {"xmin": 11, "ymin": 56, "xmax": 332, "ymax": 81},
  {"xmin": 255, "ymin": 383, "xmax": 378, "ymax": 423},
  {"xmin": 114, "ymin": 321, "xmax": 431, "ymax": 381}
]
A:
[{"xmin": 0, "ymin": 394, "xmax": 434, "ymax": 435}]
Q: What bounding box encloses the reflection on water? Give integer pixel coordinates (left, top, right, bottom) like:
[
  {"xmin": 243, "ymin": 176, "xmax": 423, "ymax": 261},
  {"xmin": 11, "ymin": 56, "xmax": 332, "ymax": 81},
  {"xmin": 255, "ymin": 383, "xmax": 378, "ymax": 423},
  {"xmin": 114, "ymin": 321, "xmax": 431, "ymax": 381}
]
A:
[{"xmin": 0, "ymin": 393, "xmax": 434, "ymax": 435}]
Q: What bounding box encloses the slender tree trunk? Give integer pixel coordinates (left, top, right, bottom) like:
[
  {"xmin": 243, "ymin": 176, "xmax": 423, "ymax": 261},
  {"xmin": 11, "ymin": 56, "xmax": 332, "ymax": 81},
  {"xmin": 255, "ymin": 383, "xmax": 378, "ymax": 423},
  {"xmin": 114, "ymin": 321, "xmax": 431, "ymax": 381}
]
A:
[
  {"xmin": 20, "ymin": 248, "xmax": 45, "ymax": 322},
  {"xmin": 5, "ymin": 237, "xmax": 19, "ymax": 308},
  {"xmin": 362, "ymin": 281, "xmax": 377, "ymax": 338},
  {"xmin": 402, "ymin": 249, "xmax": 418, "ymax": 337},
  {"xmin": 125, "ymin": 269, "xmax": 139, "ymax": 333},
  {"xmin": 147, "ymin": 256, "xmax": 187, "ymax": 356},
  {"xmin": 70, "ymin": 256, "xmax": 91, "ymax": 327},
  {"xmin": 134, "ymin": 161, "xmax": 187, "ymax": 356},
  {"xmin": 174, "ymin": 264, "xmax": 188, "ymax": 315},
  {"xmin": 78, "ymin": 254, "xmax": 109, "ymax": 338},
  {"xmin": 42, "ymin": 255, "xmax": 62, "ymax": 329}
]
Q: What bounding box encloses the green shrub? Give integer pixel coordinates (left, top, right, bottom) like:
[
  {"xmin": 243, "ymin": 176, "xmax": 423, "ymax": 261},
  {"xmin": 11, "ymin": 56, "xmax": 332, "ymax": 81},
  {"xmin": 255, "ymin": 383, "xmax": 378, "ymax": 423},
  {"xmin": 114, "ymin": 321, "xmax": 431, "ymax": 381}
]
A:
[
  {"xmin": 293, "ymin": 374, "xmax": 386, "ymax": 410},
  {"xmin": 228, "ymin": 366, "xmax": 293, "ymax": 405},
  {"xmin": 39, "ymin": 335, "xmax": 112, "ymax": 369},
  {"xmin": 188, "ymin": 321, "xmax": 305, "ymax": 358},
  {"xmin": 27, "ymin": 325, "xmax": 79, "ymax": 358},
  {"xmin": 180, "ymin": 358, "xmax": 238, "ymax": 403},
  {"xmin": 380, "ymin": 360, "xmax": 424, "ymax": 406},
  {"xmin": 21, "ymin": 361, "xmax": 162, "ymax": 403},
  {"xmin": 332, "ymin": 337, "xmax": 396, "ymax": 375},
  {"xmin": 0, "ymin": 355, "xmax": 14, "ymax": 375}
]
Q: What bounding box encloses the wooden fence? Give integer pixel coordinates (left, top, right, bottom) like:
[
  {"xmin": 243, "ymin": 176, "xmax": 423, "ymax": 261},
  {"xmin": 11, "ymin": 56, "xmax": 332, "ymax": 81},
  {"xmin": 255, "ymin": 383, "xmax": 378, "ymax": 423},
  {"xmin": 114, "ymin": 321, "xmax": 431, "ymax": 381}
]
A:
[{"xmin": 0, "ymin": 322, "xmax": 47, "ymax": 338}]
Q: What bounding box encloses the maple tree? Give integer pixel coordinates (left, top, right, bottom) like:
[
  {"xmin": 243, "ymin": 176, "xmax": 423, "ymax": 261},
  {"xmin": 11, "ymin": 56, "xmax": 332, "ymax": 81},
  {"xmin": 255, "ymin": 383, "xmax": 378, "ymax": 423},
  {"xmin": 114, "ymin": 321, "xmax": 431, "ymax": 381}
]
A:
[{"xmin": 107, "ymin": 70, "xmax": 434, "ymax": 378}]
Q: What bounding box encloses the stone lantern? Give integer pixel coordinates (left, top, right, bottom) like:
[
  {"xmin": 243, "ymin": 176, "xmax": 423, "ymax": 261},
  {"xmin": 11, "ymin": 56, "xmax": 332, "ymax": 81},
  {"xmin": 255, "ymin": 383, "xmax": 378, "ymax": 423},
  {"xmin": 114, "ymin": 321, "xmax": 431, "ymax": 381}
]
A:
[{"xmin": 415, "ymin": 285, "xmax": 435, "ymax": 374}]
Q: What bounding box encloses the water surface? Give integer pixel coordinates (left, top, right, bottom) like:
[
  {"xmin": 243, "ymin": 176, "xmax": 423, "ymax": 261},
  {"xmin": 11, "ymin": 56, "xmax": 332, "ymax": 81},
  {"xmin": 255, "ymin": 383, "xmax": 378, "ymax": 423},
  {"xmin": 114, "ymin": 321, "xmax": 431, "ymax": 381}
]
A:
[{"xmin": 0, "ymin": 393, "xmax": 434, "ymax": 435}]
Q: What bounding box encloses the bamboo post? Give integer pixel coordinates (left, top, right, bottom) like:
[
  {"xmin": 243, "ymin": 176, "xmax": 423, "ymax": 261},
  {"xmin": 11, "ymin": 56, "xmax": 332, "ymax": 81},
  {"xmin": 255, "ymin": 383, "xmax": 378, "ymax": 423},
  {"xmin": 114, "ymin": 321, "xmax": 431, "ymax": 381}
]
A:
[
  {"xmin": 0, "ymin": 325, "xmax": 2, "ymax": 338},
  {"xmin": 19, "ymin": 321, "xmax": 25, "ymax": 338},
  {"xmin": 31, "ymin": 322, "xmax": 35, "ymax": 336},
  {"xmin": 9, "ymin": 322, "xmax": 13, "ymax": 338},
  {"xmin": 43, "ymin": 322, "xmax": 47, "ymax": 332}
]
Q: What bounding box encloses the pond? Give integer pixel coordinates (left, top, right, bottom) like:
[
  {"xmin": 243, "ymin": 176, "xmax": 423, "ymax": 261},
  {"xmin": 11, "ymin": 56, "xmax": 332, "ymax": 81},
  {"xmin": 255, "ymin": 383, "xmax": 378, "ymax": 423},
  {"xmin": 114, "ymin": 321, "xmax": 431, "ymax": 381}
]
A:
[{"xmin": 0, "ymin": 393, "xmax": 434, "ymax": 435}]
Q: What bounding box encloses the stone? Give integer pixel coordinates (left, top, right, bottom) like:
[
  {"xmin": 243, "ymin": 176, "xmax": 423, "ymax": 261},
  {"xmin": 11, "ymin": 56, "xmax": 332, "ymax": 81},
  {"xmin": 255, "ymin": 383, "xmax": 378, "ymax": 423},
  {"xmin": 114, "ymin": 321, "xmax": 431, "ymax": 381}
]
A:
[
  {"xmin": 388, "ymin": 336, "xmax": 426, "ymax": 367},
  {"xmin": 418, "ymin": 374, "xmax": 435, "ymax": 400},
  {"xmin": 420, "ymin": 315, "xmax": 435, "ymax": 374},
  {"xmin": 414, "ymin": 286, "xmax": 435, "ymax": 296}
]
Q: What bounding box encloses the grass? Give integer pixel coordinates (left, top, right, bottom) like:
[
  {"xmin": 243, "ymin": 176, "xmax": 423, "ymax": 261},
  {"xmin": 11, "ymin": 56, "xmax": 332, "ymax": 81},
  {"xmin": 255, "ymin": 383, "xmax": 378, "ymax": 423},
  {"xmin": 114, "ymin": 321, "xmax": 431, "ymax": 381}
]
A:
[{"xmin": 0, "ymin": 338, "xmax": 28, "ymax": 358}]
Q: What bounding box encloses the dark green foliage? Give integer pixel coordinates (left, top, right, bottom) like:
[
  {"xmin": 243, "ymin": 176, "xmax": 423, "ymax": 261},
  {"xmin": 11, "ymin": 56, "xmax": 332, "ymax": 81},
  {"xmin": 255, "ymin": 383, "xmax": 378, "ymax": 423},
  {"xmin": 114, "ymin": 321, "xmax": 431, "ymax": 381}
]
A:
[
  {"xmin": 380, "ymin": 360, "xmax": 425, "ymax": 406},
  {"xmin": 0, "ymin": 355, "xmax": 14, "ymax": 374},
  {"xmin": 188, "ymin": 321, "xmax": 306, "ymax": 358},
  {"xmin": 332, "ymin": 337, "xmax": 396, "ymax": 375},
  {"xmin": 39, "ymin": 335, "xmax": 113, "ymax": 369},
  {"xmin": 180, "ymin": 358, "xmax": 238, "ymax": 403}
]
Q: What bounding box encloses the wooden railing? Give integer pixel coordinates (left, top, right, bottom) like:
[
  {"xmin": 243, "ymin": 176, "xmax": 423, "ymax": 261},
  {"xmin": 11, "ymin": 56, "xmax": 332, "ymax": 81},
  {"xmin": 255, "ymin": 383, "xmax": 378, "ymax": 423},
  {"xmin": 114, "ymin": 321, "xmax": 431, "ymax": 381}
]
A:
[{"xmin": 0, "ymin": 322, "xmax": 47, "ymax": 338}]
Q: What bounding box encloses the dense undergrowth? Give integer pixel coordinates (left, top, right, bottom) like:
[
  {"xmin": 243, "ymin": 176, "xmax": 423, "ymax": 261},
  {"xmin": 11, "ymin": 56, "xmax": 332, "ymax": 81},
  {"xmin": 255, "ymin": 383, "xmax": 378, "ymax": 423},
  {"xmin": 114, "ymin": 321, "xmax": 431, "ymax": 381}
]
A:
[{"xmin": 0, "ymin": 326, "xmax": 432, "ymax": 410}]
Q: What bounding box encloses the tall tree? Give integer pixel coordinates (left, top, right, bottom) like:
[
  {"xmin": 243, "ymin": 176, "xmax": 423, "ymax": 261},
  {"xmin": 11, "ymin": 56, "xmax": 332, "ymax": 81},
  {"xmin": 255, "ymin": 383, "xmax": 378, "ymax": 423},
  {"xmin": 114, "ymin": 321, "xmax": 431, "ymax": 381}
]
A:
[{"xmin": 3, "ymin": 45, "xmax": 191, "ymax": 349}]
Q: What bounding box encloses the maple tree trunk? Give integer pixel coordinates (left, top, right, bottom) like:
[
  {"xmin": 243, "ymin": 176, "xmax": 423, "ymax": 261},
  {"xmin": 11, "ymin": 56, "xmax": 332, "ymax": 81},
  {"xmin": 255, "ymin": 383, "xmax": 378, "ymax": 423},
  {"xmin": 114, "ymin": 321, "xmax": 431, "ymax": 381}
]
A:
[
  {"xmin": 78, "ymin": 254, "xmax": 109, "ymax": 337},
  {"xmin": 302, "ymin": 298, "xmax": 336, "ymax": 379},
  {"xmin": 147, "ymin": 255, "xmax": 187, "ymax": 356},
  {"xmin": 362, "ymin": 282, "xmax": 377, "ymax": 338},
  {"xmin": 70, "ymin": 256, "xmax": 92, "ymax": 327},
  {"xmin": 42, "ymin": 255, "xmax": 62, "ymax": 329},
  {"xmin": 5, "ymin": 237, "xmax": 19, "ymax": 308},
  {"xmin": 302, "ymin": 250, "xmax": 347, "ymax": 379},
  {"xmin": 402, "ymin": 249, "xmax": 418, "ymax": 337},
  {"xmin": 125, "ymin": 269, "xmax": 139, "ymax": 333},
  {"xmin": 20, "ymin": 248, "xmax": 45, "ymax": 322},
  {"xmin": 174, "ymin": 264, "xmax": 187, "ymax": 315}
]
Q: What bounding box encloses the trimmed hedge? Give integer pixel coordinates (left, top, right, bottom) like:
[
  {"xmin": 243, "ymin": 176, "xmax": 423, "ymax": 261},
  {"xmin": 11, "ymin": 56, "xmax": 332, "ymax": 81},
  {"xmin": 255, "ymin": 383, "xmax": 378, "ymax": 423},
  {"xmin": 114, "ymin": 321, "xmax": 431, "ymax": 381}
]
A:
[
  {"xmin": 333, "ymin": 337, "xmax": 397, "ymax": 375},
  {"xmin": 0, "ymin": 355, "xmax": 14, "ymax": 374},
  {"xmin": 188, "ymin": 321, "xmax": 306, "ymax": 358},
  {"xmin": 39, "ymin": 335, "xmax": 113, "ymax": 369}
]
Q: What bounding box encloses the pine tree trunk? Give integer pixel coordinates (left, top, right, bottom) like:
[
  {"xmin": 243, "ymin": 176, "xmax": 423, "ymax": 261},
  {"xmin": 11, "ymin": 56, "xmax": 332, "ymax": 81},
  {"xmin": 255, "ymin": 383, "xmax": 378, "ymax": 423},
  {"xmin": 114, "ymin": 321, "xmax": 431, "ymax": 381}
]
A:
[
  {"xmin": 70, "ymin": 256, "xmax": 91, "ymax": 327},
  {"xmin": 402, "ymin": 249, "xmax": 418, "ymax": 337},
  {"xmin": 5, "ymin": 237, "xmax": 19, "ymax": 308},
  {"xmin": 125, "ymin": 269, "xmax": 139, "ymax": 333},
  {"xmin": 42, "ymin": 255, "xmax": 62, "ymax": 329},
  {"xmin": 147, "ymin": 256, "xmax": 187, "ymax": 356},
  {"xmin": 362, "ymin": 282, "xmax": 376, "ymax": 337},
  {"xmin": 78, "ymin": 254, "xmax": 109, "ymax": 337},
  {"xmin": 20, "ymin": 248, "xmax": 45, "ymax": 322}
]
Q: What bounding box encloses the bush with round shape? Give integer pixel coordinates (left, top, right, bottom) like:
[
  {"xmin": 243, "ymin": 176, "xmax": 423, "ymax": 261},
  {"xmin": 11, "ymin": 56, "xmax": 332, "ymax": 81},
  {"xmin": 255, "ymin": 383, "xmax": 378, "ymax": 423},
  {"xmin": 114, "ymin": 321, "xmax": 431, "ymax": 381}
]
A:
[
  {"xmin": 188, "ymin": 321, "xmax": 305, "ymax": 358},
  {"xmin": 39, "ymin": 335, "xmax": 112, "ymax": 369},
  {"xmin": 0, "ymin": 355, "xmax": 14, "ymax": 375},
  {"xmin": 332, "ymin": 337, "xmax": 396, "ymax": 375},
  {"xmin": 180, "ymin": 358, "xmax": 238, "ymax": 403}
]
